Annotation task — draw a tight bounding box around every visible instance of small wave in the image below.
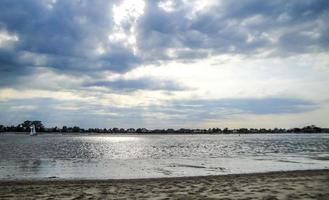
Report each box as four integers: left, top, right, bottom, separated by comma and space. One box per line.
168, 164, 206, 169
311, 156, 329, 161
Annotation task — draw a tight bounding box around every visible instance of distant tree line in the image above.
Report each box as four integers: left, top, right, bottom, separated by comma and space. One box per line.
0, 120, 45, 132
0, 121, 328, 134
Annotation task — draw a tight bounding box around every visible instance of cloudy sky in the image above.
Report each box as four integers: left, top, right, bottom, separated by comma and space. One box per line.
0, 0, 328, 129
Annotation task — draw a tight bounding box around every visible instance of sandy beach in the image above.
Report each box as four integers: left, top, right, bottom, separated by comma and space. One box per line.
0, 170, 328, 199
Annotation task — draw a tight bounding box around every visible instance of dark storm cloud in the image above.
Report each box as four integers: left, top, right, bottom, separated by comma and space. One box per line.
138, 0, 329, 61
0, 0, 138, 79
0, 0, 110, 56
0, 0, 328, 89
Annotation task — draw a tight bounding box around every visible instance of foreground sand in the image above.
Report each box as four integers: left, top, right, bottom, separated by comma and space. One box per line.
0, 170, 328, 200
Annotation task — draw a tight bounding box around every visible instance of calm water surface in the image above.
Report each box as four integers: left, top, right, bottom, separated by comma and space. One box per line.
0, 133, 328, 180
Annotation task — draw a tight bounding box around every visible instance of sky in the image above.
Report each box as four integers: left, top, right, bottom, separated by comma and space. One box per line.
0, 0, 329, 129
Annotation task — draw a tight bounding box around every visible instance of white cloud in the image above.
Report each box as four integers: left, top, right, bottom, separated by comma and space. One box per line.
0, 29, 19, 48
158, 0, 176, 12
184, 0, 220, 19
122, 53, 329, 102
42, 0, 57, 10
109, 0, 145, 54
203, 104, 329, 129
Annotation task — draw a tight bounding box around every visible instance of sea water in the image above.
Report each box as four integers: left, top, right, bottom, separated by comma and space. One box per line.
0, 133, 328, 180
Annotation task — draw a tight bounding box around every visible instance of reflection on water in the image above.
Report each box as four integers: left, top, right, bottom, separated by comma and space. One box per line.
0, 134, 328, 180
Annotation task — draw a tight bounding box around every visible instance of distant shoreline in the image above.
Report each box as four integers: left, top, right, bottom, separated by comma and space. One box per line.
2, 122, 329, 134
1, 170, 328, 199
1, 131, 329, 135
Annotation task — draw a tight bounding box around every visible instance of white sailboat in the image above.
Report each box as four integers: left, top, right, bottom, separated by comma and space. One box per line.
30, 124, 37, 136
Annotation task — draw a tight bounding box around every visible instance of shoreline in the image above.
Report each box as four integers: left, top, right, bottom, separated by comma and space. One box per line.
1, 169, 328, 199
1, 132, 328, 135
1, 169, 328, 185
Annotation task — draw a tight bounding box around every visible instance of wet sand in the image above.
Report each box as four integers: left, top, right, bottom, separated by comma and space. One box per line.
0, 170, 328, 199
